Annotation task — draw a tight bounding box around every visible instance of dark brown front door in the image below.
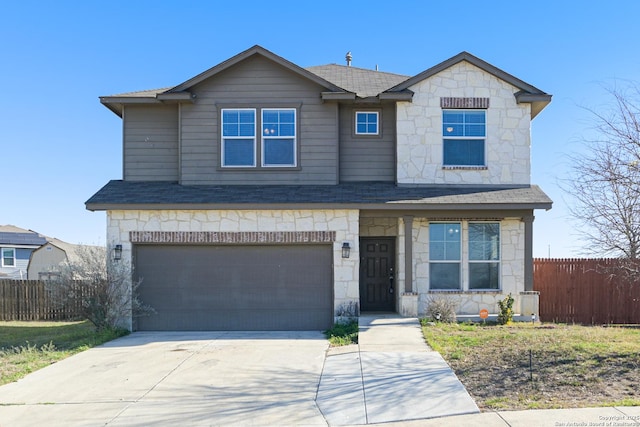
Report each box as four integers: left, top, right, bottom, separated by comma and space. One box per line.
360, 238, 395, 312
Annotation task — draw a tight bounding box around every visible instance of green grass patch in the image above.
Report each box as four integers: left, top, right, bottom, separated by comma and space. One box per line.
0, 320, 128, 385
422, 321, 640, 411
324, 320, 358, 346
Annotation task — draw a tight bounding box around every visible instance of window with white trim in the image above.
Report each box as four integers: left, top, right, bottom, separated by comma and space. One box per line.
222, 109, 256, 167
429, 223, 461, 290
221, 108, 297, 168
442, 110, 486, 166
262, 109, 296, 166
2, 248, 15, 267
355, 111, 379, 135
468, 223, 500, 289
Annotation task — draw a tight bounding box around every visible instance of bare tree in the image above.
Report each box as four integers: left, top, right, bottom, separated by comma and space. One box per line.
47, 245, 153, 330
564, 83, 640, 261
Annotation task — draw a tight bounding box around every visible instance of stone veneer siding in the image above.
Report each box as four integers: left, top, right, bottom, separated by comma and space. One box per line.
108, 209, 360, 328
359, 217, 398, 237
397, 61, 532, 185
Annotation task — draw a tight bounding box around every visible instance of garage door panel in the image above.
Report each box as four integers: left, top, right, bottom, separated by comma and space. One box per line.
135, 244, 333, 331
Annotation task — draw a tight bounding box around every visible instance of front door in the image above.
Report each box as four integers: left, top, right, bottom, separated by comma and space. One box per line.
360, 237, 395, 312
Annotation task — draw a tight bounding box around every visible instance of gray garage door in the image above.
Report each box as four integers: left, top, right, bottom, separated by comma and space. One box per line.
134, 244, 333, 331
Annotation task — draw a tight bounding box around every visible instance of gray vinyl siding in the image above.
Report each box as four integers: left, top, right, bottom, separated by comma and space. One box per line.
123, 105, 179, 181
0, 247, 32, 278
180, 55, 339, 185
339, 104, 396, 182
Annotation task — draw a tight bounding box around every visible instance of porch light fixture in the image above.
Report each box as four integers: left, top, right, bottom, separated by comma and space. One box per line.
341, 242, 351, 259
113, 244, 123, 261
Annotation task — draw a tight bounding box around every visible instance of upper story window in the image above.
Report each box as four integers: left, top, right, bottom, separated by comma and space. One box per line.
355, 111, 379, 135
2, 248, 15, 267
442, 110, 486, 166
221, 108, 297, 168
262, 109, 296, 167
222, 109, 256, 167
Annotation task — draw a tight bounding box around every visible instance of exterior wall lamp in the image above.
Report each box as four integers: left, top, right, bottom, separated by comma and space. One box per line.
341, 242, 351, 259
113, 244, 123, 261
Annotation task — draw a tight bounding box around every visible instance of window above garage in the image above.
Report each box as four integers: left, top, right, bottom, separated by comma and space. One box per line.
355, 111, 379, 136
221, 107, 298, 168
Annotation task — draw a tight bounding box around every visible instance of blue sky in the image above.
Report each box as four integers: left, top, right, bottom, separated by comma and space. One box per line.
2, 1, 638, 257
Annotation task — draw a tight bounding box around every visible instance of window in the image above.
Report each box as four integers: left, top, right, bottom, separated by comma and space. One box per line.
222, 109, 256, 167
355, 111, 379, 135
221, 108, 297, 168
429, 223, 461, 290
2, 248, 15, 267
262, 109, 296, 166
442, 110, 486, 166
468, 223, 500, 289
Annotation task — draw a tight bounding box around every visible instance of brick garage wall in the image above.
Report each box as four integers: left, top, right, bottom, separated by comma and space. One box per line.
108, 209, 360, 322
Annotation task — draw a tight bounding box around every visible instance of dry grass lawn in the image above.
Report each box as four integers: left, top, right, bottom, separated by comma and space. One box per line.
0, 321, 126, 385
422, 322, 640, 411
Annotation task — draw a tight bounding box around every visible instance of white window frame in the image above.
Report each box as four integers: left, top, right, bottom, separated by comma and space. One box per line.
221, 108, 257, 168
468, 222, 501, 290
355, 111, 379, 135
1, 248, 16, 267
428, 222, 462, 290
261, 108, 297, 167
442, 109, 486, 167
428, 221, 503, 291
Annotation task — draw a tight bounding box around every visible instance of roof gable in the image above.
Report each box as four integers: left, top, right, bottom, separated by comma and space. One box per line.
387, 51, 551, 118
100, 45, 349, 116
389, 51, 544, 93
167, 45, 344, 94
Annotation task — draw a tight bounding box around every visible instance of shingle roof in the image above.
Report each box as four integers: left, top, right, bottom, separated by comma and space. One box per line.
106, 88, 170, 98
306, 64, 409, 98
86, 181, 552, 211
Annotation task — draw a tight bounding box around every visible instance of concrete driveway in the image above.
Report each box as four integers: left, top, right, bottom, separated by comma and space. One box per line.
0, 331, 330, 426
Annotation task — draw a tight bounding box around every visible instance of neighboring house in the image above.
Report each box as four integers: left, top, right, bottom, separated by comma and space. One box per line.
0, 225, 88, 280
0, 225, 48, 279
87, 45, 552, 331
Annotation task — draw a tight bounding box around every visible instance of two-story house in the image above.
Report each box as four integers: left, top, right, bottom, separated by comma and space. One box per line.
87, 45, 552, 331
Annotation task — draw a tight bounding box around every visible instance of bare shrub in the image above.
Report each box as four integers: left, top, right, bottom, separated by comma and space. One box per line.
46, 245, 153, 330
425, 295, 458, 323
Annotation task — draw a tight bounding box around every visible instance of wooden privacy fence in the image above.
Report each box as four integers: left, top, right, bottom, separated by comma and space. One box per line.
0, 280, 93, 321
534, 258, 640, 324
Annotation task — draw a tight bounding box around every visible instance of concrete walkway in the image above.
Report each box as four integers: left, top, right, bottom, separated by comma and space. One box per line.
316, 314, 480, 425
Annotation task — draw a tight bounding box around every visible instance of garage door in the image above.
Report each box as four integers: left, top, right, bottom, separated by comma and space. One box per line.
134, 244, 333, 331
